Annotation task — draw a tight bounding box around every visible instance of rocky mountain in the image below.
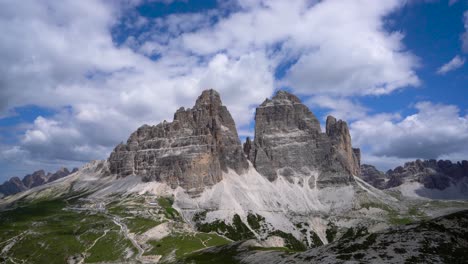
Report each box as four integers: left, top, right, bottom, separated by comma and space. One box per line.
1, 89, 467, 263
359, 164, 388, 189
108, 89, 361, 194
0, 167, 78, 197
245, 91, 361, 187
108, 89, 248, 195
360, 160, 468, 192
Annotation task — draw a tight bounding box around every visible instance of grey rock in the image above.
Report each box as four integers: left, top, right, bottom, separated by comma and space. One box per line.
359, 164, 388, 189
22, 170, 48, 188
108, 89, 248, 194
0, 177, 27, 196
47, 167, 71, 182
248, 90, 361, 187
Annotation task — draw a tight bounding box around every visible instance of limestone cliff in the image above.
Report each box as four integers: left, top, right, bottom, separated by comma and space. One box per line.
247, 90, 361, 187
108, 89, 248, 194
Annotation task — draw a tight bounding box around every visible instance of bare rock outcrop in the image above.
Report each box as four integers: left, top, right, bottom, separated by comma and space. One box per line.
108, 89, 248, 194
247, 90, 361, 187
359, 164, 388, 189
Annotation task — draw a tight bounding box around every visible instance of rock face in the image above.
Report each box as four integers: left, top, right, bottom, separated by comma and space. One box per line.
22, 170, 48, 189
360, 160, 468, 190
247, 91, 361, 187
0, 168, 77, 197
386, 159, 468, 190
108, 89, 248, 194
359, 164, 388, 189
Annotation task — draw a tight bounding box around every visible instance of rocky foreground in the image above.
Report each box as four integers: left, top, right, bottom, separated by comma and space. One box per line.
180, 209, 468, 264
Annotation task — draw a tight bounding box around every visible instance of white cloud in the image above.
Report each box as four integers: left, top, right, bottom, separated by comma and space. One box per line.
306, 96, 369, 121
351, 102, 468, 165
0, 0, 422, 179
166, 0, 420, 96
437, 55, 465, 74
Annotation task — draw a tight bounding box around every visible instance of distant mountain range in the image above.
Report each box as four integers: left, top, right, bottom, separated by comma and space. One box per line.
0, 167, 78, 197
361, 160, 468, 199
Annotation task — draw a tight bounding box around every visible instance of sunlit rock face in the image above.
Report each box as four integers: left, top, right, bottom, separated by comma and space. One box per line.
247, 91, 361, 188
108, 89, 248, 194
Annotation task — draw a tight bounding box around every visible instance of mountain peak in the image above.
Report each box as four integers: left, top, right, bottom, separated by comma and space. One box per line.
273, 90, 302, 103
195, 89, 222, 107
261, 90, 302, 107
108, 89, 248, 195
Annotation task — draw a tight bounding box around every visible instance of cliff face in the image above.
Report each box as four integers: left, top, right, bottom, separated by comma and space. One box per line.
108, 89, 248, 194
359, 164, 388, 189
246, 91, 361, 188
108, 89, 362, 191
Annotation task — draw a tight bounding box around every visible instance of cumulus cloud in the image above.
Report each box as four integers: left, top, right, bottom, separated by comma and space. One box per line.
157, 0, 420, 96
306, 96, 369, 121
0, 0, 422, 179
437, 55, 465, 74
351, 102, 468, 168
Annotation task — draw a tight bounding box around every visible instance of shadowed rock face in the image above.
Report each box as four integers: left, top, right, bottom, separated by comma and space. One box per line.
360, 160, 468, 190
359, 164, 388, 189
247, 91, 361, 187
386, 159, 468, 190
108, 89, 248, 194
0, 167, 77, 197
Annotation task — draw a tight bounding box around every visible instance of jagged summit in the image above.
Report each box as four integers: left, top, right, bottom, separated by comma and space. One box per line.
195, 89, 222, 106
260, 90, 303, 106
247, 90, 361, 186
108, 89, 361, 192
108, 89, 248, 194
360, 159, 468, 194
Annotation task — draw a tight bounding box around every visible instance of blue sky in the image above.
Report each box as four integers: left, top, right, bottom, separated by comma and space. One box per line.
0, 0, 467, 181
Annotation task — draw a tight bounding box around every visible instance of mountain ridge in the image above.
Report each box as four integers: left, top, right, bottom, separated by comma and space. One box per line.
360, 160, 468, 199
0, 167, 78, 198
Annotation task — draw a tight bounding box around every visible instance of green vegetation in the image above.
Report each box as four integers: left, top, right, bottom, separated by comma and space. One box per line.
249, 246, 293, 252
197, 214, 255, 241
157, 197, 181, 220
145, 232, 230, 260
340, 226, 369, 241
326, 222, 338, 243
0, 199, 133, 264
124, 217, 160, 234
86, 231, 134, 263
310, 232, 323, 247
246, 213, 265, 232
361, 201, 428, 226
336, 233, 377, 254
268, 230, 306, 251
182, 244, 241, 264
